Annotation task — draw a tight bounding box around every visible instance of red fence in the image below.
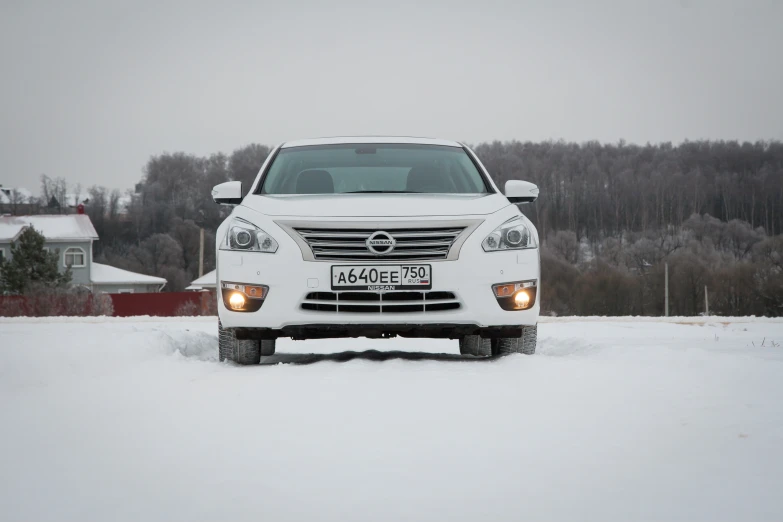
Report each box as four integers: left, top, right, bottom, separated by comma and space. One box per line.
0, 291, 217, 317
110, 292, 213, 317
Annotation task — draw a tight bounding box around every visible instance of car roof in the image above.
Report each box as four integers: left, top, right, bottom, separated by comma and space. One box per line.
280, 136, 463, 148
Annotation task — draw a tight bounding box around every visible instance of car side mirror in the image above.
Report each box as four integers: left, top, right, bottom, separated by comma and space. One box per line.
212, 181, 243, 205
504, 180, 539, 204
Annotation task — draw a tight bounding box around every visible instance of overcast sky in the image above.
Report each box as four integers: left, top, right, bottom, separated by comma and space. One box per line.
1, 0, 782, 193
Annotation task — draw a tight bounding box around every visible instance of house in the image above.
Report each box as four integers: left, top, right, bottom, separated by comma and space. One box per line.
90, 263, 166, 293
186, 269, 216, 291
0, 214, 166, 293
0, 185, 35, 214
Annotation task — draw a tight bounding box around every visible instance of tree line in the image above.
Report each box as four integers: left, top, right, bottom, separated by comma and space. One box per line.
3, 139, 781, 316
474, 140, 783, 239
472, 140, 783, 317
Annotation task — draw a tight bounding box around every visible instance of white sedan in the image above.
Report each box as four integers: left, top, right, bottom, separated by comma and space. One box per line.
212, 136, 540, 363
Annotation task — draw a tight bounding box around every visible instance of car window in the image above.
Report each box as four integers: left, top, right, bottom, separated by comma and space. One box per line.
259, 144, 489, 195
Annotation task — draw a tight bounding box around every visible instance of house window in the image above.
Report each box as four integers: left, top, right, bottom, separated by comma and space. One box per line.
63, 247, 86, 268
117, 289, 134, 294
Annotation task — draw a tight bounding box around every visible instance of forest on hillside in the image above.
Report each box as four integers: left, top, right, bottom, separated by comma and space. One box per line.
5, 140, 782, 316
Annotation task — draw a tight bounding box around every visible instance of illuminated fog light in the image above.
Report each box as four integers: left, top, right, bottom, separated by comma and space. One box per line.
492, 280, 537, 311
514, 289, 531, 309
221, 281, 269, 313
228, 292, 246, 310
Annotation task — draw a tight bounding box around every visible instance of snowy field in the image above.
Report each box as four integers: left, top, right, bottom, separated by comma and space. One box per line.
1, 317, 782, 522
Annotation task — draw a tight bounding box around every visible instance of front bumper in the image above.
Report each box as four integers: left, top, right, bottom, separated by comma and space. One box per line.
217, 218, 540, 335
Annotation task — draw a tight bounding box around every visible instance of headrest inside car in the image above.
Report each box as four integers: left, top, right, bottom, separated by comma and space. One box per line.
296, 169, 334, 194
406, 166, 449, 193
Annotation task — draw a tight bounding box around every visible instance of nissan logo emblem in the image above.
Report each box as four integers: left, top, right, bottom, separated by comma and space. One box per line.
366, 231, 396, 255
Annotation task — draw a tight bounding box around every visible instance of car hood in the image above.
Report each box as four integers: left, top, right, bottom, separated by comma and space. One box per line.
240, 193, 511, 217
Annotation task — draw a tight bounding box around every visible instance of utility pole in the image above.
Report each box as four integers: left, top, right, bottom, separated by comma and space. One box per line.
196, 209, 206, 278
199, 227, 205, 277
705, 285, 709, 316
664, 262, 669, 317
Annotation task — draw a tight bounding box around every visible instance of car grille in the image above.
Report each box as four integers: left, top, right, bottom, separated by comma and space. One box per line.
293, 226, 466, 261
301, 291, 461, 313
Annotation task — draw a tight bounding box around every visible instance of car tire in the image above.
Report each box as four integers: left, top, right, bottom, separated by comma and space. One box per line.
259, 339, 276, 356
218, 320, 274, 364
459, 335, 492, 356
492, 325, 537, 355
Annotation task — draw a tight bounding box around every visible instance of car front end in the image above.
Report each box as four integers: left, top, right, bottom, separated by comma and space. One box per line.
213, 137, 540, 362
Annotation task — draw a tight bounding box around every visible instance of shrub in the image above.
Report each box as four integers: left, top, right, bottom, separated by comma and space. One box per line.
0, 286, 115, 317
174, 300, 200, 316
90, 293, 115, 317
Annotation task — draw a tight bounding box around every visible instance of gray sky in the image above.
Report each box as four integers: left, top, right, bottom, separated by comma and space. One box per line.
1, 0, 782, 193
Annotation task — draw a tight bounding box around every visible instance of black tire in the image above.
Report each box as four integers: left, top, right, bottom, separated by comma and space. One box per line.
218, 320, 274, 364
459, 334, 492, 356
492, 325, 537, 355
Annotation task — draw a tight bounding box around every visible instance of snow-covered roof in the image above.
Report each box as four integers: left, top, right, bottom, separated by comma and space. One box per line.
0, 214, 99, 242
281, 136, 462, 148
0, 187, 33, 204
188, 269, 216, 289
91, 263, 167, 285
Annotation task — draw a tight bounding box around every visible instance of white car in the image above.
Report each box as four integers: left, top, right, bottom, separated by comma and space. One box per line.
212, 137, 540, 364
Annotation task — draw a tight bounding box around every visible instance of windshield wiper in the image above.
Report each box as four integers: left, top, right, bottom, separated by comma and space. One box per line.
343, 190, 416, 194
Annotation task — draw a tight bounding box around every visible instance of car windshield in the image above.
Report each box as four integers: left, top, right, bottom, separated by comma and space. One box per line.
258, 144, 490, 195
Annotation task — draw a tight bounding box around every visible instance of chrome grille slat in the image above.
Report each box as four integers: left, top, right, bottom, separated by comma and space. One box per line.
386, 230, 462, 238
307, 240, 454, 248
298, 231, 371, 239
294, 225, 466, 261
310, 248, 449, 257
307, 241, 372, 248
297, 229, 463, 239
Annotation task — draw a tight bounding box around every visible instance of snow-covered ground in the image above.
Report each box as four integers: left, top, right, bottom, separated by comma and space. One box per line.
1, 317, 782, 521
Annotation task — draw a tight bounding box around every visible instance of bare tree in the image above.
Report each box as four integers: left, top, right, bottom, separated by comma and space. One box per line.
547, 230, 580, 264
229, 144, 271, 195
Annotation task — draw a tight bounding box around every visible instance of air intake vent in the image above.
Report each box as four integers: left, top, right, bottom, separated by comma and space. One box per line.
301, 291, 461, 313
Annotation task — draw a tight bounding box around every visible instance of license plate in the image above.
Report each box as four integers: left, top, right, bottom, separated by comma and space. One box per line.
331, 265, 432, 291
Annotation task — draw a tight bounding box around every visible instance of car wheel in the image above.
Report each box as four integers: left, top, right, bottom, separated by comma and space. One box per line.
492, 325, 537, 355
218, 320, 269, 364
459, 335, 492, 356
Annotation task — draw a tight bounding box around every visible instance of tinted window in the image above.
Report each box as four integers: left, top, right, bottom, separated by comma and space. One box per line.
259, 144, 489, 195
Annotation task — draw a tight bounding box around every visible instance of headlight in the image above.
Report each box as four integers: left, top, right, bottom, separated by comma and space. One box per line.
220, 217, 279, 253
482, 216, 536, 252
